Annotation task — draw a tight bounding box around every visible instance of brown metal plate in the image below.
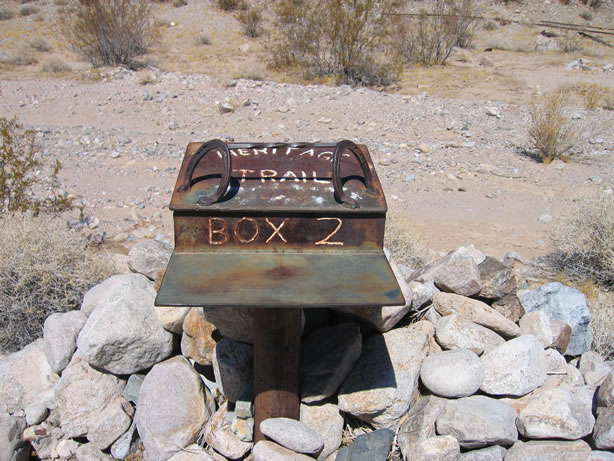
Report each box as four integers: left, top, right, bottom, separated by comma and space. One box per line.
154, 250, 405, 308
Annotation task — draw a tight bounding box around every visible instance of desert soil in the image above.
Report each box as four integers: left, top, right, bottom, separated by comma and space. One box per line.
1, 0, 613, 263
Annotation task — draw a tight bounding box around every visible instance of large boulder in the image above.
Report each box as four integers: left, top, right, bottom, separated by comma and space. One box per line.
517, 387, 595, 440
338, 326, 428, 429
435, 314, 505, 355
77, 274, 175, 375
504, 440, 591, 461
519, 282, 592, 356
420, 349, 484, 398
300, 402, 344, 461
135, 356, 211, 461
127, 239, 173, 281
411, 247, 482, 296
0, 340, 58, 413
478, 256, 517, 300
54, 354, 131, 449
433, 292, 521, 338
212, 338, 253, 403
43, 310, 88, 374
301, 323, 361, 403
0, 413, 29, 461
260, 418, 324, 456
436, 395, 517, 449
480, 335, 547, 396
519, 311, 553, 348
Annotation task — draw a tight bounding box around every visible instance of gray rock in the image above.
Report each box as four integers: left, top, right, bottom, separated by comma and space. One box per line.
433, 292, 521, 338
261, 417, 324, 456
549, 319, 572, 354
480, 335, 547, 396
127, 239, 172, 281
543, 348, 567, 373
300, 402, 344, 460
519, 311, 553, 347
76, 443, 113, 461
579, 351, 611, 387
435, 314, 505, 355
111, 422, 139, 460
181, 308, 218, 366
54, 354, 130, 448
56, 439, 80, 458
459, 445, 505, 461
478, 257, 517, 300
491, 295, 524, 324
504, 440, 591, 461
24, 403, 48, 426
77, 274, 175, 375
202, 307, 255, 344
409, 281, 435, 309
155, 306, 190, 334
0, 340, 58, 413
212, 338, 253, 402
135, 356, 211, 461
122, 374, 145, 405
43, 310, 88, 374
30, 425, 61, 459
0, 413, 29, 461
413, 435, 460, 461
597, 370, 614, 407
252, 440, 314, 461
167, 444, 217, 461
338, 326, 428, 428
436, 395, 517, 449
336, 429, 394, 461
519, 282, 592, 356
411, 247, 482, 296
332, 252, 413, 332
594, 407, 614, 449
205, 402, 252, 460
398, 395, 446, 459
517, 387, 595, 440
420, 349, 483, 398
301, 323, 361, 403
588, 451, 614, 461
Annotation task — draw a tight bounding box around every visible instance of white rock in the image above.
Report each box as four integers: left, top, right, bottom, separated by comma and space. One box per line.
76, 442, 113, 461
420, 349, 483, 398
205, 402, 252, 460
593, 407, 614, 450
252, 440, 314, 461
505, 440, 591, 461
24, 403, 48, 426
0, 413, 28, 461
43, 310, 88, 374
459, 445, 506, 461
261, 417, 324, 456
435, 314, 505, 355
127, 240, 172, 280
300, 402, 344, 461
77, 274, 175, 375
167, 444, 216, 461
579, 351, 611, 388
597, 370, 614, 407
519, 311, 553, 347
398, 395, 446, 459
155, 306, 190, 334
480, 335, 547, 396
135, 356, 211, 461
57, 439, 80, 458
415, 435, 460, 461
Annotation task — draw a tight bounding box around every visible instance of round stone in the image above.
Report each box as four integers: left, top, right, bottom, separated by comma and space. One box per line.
420, 349, 484, 398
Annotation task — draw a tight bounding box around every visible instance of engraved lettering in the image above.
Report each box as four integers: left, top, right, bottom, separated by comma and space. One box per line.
238, 169, 256, 182
253, 148, 268, 155
318, 151, 333, 160
301, 170, 308, 183
209, 217, 229, 245
260, 169, 277, 182
234, 217, 259, 243
285, 147, 298, 156
238, 149, 251, 156
315, 217, 344, 246
300, 148, 315, 157
279, 171, 300, 182
313, 172, 330, 183
265, 218, 288, 243
228, 149, 239, 157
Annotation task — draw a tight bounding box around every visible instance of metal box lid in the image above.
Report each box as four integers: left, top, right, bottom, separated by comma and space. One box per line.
155, 140, 405, 308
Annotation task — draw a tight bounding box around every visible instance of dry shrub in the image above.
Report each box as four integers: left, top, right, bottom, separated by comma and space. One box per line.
19, 5, 40, 16
196, 34, 211, 45
401, 0, 477, 65
59, 0, 156, 67
42, 56, 71, 73
384, 205, 427, 269
0, 8, 15, 20
30, 37, 51, 52
271, 0, 405, 86
579, 83, 605, 110
0, 49, 38, 66
545, 192, 614, 290
217, 0, 243, 10
528, 90, 575, 164
590, 291, 614, 360
0, 214, 112, 352
172, 0, 187, 6
237, 6, 263, 38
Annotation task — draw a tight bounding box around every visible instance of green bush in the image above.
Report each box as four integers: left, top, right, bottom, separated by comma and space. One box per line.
0, 214, 112, 352
0, 117, 72, 215
59, 0, 156, 67
271, 0, 405, 86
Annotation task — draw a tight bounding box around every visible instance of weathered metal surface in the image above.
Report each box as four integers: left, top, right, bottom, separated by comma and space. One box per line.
253, 308, 301, 443
155, 139, 404, 309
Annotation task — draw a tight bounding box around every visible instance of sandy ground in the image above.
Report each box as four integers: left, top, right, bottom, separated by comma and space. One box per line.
1, 0, 613, 263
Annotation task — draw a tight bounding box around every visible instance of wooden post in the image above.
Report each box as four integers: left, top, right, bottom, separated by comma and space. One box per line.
253, 308, 302, 442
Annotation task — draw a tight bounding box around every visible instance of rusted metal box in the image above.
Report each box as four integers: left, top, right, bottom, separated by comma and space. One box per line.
155, 140, 404, 309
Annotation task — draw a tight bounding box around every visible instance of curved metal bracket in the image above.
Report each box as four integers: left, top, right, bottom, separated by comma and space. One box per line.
177, 139, 232, 206
332, 140, 377, 209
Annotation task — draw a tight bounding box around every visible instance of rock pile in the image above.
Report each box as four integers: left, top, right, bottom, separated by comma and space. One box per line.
0, 241, 612, 461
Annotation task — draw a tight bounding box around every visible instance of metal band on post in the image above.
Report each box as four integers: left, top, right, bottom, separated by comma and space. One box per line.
177, 139, 232, 206
332, 140, 377, 209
